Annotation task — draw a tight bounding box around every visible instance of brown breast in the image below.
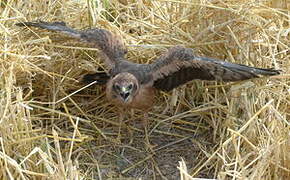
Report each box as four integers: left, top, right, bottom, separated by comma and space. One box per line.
128, 85, 156, 111
106, 84, 156, 111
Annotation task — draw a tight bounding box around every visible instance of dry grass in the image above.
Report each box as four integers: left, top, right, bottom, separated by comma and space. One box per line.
1, 0, 289, 179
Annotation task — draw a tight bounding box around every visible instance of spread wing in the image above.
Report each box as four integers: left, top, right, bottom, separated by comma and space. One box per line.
149, 46, 280, 91
16, 21, 127, 68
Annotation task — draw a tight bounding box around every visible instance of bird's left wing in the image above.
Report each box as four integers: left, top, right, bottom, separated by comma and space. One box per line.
16, 21, 127, 68
148, 46, 280, 91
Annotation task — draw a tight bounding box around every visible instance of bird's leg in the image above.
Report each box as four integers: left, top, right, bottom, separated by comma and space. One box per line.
116, 108, 135, 144
143, 112, 155, 151
143, 112, 149, 144
117, 108, 125, 143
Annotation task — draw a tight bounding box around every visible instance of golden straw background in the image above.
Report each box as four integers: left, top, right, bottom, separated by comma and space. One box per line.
0, 0, 289, 179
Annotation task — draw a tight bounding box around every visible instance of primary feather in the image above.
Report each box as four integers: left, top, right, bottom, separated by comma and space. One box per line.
149, 46, 279, 91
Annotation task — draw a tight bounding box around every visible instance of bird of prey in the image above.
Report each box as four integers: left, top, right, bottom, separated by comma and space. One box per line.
16, 21, 280, 111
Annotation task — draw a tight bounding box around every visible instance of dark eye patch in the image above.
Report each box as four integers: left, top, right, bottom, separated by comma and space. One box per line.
113, 84, 121, 91
127, 84, 133, 90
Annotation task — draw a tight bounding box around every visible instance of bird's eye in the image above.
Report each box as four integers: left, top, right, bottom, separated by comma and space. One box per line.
113, 84, 121, 91
127, 83, 133, 90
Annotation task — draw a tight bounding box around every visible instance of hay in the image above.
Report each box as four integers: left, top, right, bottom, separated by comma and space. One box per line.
1, 0, 289, 179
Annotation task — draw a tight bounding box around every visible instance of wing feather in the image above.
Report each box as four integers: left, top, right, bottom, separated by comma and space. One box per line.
149, 46, 280, 91
82, 72, 110, 85
16, 21, 127, 68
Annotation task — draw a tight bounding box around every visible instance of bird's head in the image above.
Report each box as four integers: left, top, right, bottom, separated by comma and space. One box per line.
110, 73, 139, 104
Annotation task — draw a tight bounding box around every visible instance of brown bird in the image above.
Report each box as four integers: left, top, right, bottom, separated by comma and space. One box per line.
16, 21, 279, 143
16, 21, 280, 110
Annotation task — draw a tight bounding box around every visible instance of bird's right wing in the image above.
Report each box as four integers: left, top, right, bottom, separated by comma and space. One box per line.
16, 21, 127, 68
148, 46, 280, 91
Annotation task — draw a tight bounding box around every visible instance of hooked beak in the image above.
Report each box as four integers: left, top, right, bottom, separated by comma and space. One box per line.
119, 87, 130, 102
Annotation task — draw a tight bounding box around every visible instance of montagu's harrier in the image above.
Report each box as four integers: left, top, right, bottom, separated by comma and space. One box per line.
16, 21, 280, 111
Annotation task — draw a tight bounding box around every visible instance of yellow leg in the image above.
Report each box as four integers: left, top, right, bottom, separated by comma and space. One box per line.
143, 113, 155, 151
117, 110, 124, 143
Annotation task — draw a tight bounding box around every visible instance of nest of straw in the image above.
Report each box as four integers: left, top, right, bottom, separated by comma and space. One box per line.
0, 0, 289, 179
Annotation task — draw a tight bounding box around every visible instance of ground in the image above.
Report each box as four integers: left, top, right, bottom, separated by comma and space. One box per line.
0, 0, 289, 179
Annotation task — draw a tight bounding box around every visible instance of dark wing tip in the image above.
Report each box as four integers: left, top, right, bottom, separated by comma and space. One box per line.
259, 68, 281, 75
16, 21, 66, 27
245, 67, 281, 77
15, 21, 34, 27
195, 56, 281, 76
